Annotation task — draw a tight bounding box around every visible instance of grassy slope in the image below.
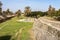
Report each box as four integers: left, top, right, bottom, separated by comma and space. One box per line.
0, 17, 33, 40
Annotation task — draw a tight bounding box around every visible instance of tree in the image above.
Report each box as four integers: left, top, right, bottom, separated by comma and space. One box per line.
0, 1, 3, 15
15, 10, 21, 18
2, 11, 7, 18
6, 9, 10, 15
51, 8, 56, 16
47, 5, 56, 17
47, 5, 52, 16
58, 9, 60, 16
5, 9, 13, 15
56, 9, 60, 16
24, 6, 31, 17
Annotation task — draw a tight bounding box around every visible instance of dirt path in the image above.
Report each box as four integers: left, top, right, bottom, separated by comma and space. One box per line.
28, 28, 35, 40
11, 28, 24, 40
28, 18, 39, 40
13, 27, 34, 40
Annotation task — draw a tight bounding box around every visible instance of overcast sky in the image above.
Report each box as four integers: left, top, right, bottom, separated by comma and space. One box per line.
0, 0, 60, 12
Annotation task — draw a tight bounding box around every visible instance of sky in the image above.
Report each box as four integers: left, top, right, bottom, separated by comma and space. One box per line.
0, 0, 60, 12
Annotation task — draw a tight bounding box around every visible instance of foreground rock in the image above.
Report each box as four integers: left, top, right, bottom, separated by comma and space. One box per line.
0, 15, 15, 23
32, 17, 60, 40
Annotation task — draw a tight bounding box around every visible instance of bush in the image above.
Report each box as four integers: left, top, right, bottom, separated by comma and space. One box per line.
54, 16, 60, 21
56, 16, 60, 21
25, 11, 47, 18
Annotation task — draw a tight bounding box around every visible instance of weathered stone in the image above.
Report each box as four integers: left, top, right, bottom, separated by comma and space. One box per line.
32, 18, 60, 40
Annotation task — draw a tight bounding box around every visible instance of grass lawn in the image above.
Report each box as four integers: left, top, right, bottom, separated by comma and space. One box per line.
0, 17, 33, 40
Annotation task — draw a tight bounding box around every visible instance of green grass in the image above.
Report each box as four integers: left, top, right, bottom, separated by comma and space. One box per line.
0, 17, 33, 40
20, 22, 33, 40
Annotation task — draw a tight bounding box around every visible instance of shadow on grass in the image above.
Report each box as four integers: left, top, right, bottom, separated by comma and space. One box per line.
0, 35, 11, 40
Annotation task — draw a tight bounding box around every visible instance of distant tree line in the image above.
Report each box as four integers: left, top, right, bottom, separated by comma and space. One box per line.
47, 5, 60, 17
23, 6, 60, 21
24, 6, 46, 18
16, 6, 59, 19
0, 5, 60, 19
